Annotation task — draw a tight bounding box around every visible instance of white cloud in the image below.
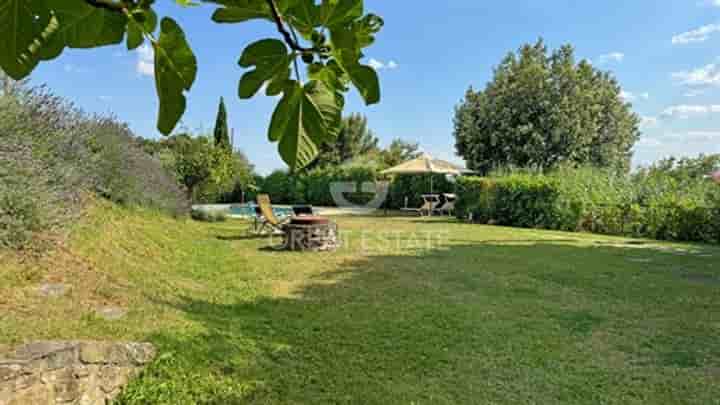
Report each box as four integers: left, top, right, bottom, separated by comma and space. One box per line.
661, 104, 720, 119
367, 58, 398, 70
633, 130, 720, 166
684, 89, 706, 97
672, 63, 720, 87
597, 52, 624, 64
620, 90, 649, 102
672, 23, 720, 44
98, 95, 112, 102
136, 44, 154, 77
640, 116, 659, 128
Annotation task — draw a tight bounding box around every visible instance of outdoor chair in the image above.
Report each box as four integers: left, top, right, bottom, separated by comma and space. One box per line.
400, 195, 442, 216
252, 194, 290, 235
436, 193, 457, 216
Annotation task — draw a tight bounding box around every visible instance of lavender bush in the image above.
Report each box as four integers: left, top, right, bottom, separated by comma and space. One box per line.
0, 78, 188, 249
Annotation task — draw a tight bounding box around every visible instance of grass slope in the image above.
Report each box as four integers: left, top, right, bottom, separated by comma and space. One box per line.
1, 203, 719, 404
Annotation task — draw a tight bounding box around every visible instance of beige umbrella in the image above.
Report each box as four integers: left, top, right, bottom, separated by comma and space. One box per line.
381, 153, 471, 193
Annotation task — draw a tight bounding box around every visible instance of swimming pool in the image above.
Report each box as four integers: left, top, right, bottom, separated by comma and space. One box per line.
228, 204, 294, 218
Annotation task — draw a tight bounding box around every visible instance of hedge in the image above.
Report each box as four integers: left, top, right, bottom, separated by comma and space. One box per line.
456, 168, 720, 244
255, 164, 457, 210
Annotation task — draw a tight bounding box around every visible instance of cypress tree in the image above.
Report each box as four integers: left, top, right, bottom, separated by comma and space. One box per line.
213, 97, 231, 151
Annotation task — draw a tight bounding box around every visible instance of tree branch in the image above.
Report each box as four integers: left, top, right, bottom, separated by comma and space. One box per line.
265, 0, 316, 53
84, 0, 127, 12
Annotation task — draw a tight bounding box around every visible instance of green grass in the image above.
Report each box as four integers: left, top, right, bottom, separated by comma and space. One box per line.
1, 203, 719, 404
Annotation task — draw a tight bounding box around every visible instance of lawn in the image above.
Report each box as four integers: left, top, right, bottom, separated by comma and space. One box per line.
1, 204, 719, 404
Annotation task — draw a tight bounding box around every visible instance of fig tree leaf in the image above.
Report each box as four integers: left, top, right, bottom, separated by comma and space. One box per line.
330, 22, 381, 105
266, 66, 291, 96
238, 38, 290, 99
269, 80, 344, 170
286, 0, 319, 37
127, 8, 157, 50
209, 0, 272, 23
0, 0, 54, 79
319, 0, 363, 28
154, 17, 198, 135
345, 63, 379, 104
40, 0, 127, 60
308, 61, 348, 93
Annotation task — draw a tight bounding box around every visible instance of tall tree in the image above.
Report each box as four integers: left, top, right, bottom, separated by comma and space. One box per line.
313, 113, 380, 167
454, 40, 641, 174
213, 97, 231, 151
380, 139, 421, 167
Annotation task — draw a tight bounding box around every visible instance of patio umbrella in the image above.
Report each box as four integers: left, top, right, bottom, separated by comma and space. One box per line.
381, 153, 471, 193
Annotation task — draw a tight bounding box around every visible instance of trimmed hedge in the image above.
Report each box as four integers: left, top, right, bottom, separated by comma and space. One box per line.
255, 164, 456, 209
457, 168, 720, 244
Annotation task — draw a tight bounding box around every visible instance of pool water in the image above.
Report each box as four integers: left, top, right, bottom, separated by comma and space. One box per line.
229, 204, 294, 218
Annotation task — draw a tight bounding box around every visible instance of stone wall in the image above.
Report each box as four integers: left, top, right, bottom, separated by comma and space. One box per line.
0, 341, 155, 405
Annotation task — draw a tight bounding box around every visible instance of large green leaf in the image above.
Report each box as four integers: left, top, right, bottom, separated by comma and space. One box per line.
0, 0, 53, 79
208, 0, 272, 23
127, 8, 158, 50
286, 0, 319, 37
345, 63, 379, 104
308, 61, 348, 93
330, 21, 381, 105
153, 18, 197, 135
319, 0, 363, 28
39, 0, 127, 60
238, 39, 290, 99
268, 80, 344, 170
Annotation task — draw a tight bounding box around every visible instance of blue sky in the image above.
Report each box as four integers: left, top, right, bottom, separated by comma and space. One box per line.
29, 0, 720, 174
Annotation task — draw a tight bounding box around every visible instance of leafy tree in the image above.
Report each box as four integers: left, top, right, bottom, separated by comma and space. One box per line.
0, 0, 384, 171
380, 138, 421, 167
454, 40, 640, 174
313, 113, 379, 167
166, 134, 232, 201
213, 97, 231, 151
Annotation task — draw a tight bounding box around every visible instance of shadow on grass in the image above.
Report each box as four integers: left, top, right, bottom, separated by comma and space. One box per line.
216, 234, 273, 242
117, 241, 720, 405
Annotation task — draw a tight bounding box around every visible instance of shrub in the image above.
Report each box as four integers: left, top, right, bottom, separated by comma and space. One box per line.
0, 83, 189, 249
456, 165, 720, 244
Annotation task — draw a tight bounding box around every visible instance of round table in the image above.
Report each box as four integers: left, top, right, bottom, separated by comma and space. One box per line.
283, 216, 339, 251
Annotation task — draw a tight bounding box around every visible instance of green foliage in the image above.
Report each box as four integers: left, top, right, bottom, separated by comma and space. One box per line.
386, 174, 454, 209
379, 138, 421, 168
154, 17, 197, 135
0, 171, 48, 249
457, 163, 720, 243
213, 97, 231, 150
270, 80, 344, 170
313, 113, 379, 167
0, 79, 188, 249
454, 40, 641, 174
161, 134, 234, 201
0, 0, 385, 171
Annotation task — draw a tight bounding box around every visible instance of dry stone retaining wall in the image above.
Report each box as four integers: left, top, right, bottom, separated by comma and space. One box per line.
0, 341, 155, 405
